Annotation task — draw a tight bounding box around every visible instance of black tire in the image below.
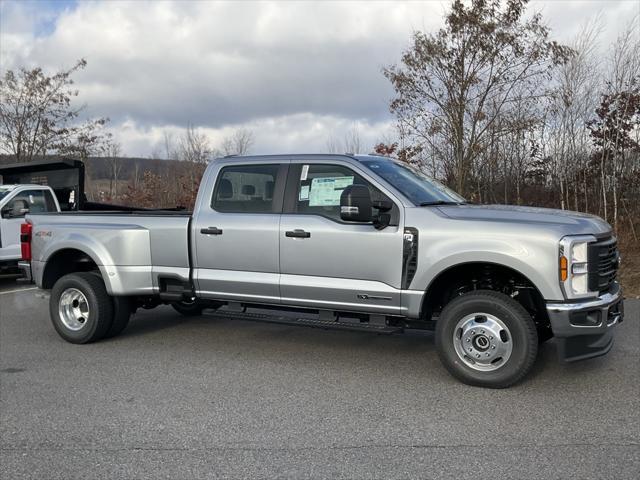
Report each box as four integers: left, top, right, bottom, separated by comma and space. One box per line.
435, 290, 538, 388
49, 272, 114, 344
171, 299, 204, 317
104, 296, 132, 339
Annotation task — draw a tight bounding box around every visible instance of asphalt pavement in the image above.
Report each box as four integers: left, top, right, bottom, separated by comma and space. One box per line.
1, 275, 639, 479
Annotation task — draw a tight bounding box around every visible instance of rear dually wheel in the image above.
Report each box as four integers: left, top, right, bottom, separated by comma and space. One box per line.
49, 272, 114, 344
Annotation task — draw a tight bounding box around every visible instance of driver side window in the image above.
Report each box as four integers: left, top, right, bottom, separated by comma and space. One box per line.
7, 190, 48, 217
293, 164, 392, 222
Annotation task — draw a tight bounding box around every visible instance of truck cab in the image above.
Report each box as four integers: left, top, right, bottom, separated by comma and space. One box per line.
0, 184, 60, 269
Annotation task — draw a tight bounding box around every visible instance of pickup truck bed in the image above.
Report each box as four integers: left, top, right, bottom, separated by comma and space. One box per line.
27, 211, 193, 296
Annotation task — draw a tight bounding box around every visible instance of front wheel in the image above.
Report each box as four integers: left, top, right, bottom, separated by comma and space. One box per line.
435, 290, 538, 388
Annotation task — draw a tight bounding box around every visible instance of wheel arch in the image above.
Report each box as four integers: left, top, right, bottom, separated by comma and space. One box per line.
420, 261, 550, 328
41, 248, 102, 289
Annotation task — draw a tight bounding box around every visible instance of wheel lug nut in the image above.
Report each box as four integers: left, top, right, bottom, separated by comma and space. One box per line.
476, 354, 480, 358
491, 346, 496, 350
469, 348, 472, 352
486, 353, 490, 357
466, 338, 471, 342
481, 330, 485, 334
489, 336, 493, 340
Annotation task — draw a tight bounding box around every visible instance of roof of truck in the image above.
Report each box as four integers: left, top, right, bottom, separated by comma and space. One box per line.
217, 153, 391, 162
0, 184, 50, 189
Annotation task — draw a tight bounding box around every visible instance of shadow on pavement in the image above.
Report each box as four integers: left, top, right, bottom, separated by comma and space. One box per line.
0, 274, 23, 292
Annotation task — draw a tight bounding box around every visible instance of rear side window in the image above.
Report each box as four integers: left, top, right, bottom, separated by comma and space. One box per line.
211, 164, 280, 213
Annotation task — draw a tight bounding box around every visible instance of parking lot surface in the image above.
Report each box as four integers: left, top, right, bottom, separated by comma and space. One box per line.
1, 276, 639, 479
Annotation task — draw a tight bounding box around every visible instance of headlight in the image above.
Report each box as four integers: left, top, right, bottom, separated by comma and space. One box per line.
559, 235, 597, 299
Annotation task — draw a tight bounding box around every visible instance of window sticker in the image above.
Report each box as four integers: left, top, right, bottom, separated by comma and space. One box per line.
300, 165, 309, 181
308, 176, 354, 206
299, 185, 310, 201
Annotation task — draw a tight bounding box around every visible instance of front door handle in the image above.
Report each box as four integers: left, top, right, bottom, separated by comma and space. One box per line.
201, 227, 223, 235
285, 229, 311, 238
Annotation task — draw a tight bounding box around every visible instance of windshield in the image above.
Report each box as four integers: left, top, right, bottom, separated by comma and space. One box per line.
360, 159, 466, 205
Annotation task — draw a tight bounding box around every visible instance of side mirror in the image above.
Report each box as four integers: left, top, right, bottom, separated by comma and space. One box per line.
9, 200, 29, 218
340, 185, 372, 222
0, 207, 10, 219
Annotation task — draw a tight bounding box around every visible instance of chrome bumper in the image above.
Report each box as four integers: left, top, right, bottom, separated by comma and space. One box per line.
546, 283, 623, 362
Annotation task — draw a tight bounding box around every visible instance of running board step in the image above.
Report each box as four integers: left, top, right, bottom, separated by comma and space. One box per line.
207, 310, 403, 334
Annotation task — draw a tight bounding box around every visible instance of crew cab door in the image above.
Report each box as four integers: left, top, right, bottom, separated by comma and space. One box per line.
0, 188, 58, 261
279, 161, 404, 314
192, 161, 287, 304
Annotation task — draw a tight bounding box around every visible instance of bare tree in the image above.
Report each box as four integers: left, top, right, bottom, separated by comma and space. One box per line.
546, 18, 603, 211
324, 123, 362, 154
384, 0, 573, 195
0, 59, 108, 162
162, 131, 178, 160
343, 123, 362, 154
176, 124, 212, 163
102, 136, 123, 199
587, 18, 640, 229
221, 128, 254, 156
325, 134, 341, 154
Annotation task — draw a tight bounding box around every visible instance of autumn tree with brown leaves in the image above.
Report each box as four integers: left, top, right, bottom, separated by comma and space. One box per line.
384, 0, 573, 196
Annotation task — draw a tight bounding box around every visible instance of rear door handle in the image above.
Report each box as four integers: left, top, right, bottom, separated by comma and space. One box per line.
201, 227, 223, 235
285, 229, 311, 238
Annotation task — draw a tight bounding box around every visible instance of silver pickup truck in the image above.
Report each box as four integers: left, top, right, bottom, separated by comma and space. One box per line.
19, 154, 624, 388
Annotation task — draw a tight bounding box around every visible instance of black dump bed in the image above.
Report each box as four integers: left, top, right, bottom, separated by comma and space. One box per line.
0, 158, 86, 210
0, 158, 187, 214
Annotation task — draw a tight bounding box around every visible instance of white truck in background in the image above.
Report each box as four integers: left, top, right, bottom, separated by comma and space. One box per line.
0, 184, 60, 271
0, 158, 94, 273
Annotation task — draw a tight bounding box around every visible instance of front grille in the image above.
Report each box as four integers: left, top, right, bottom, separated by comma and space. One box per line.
588, 236, 619, 294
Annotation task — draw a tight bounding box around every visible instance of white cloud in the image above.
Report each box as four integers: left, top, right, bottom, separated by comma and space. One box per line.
115, 114, 397, 157
1, 0, 638, 157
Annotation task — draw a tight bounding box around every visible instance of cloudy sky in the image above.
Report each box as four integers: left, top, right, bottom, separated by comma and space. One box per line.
1, 0, 638, 157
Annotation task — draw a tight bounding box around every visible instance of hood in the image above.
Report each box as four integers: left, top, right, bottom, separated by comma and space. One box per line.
436, 204, 611, 236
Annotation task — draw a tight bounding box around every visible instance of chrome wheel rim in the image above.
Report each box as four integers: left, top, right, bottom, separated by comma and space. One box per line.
58, 288, 90, 331
453, 312, 513, 371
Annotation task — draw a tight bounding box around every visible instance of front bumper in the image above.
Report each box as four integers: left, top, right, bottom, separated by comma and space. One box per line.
546, 283, 623, 362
